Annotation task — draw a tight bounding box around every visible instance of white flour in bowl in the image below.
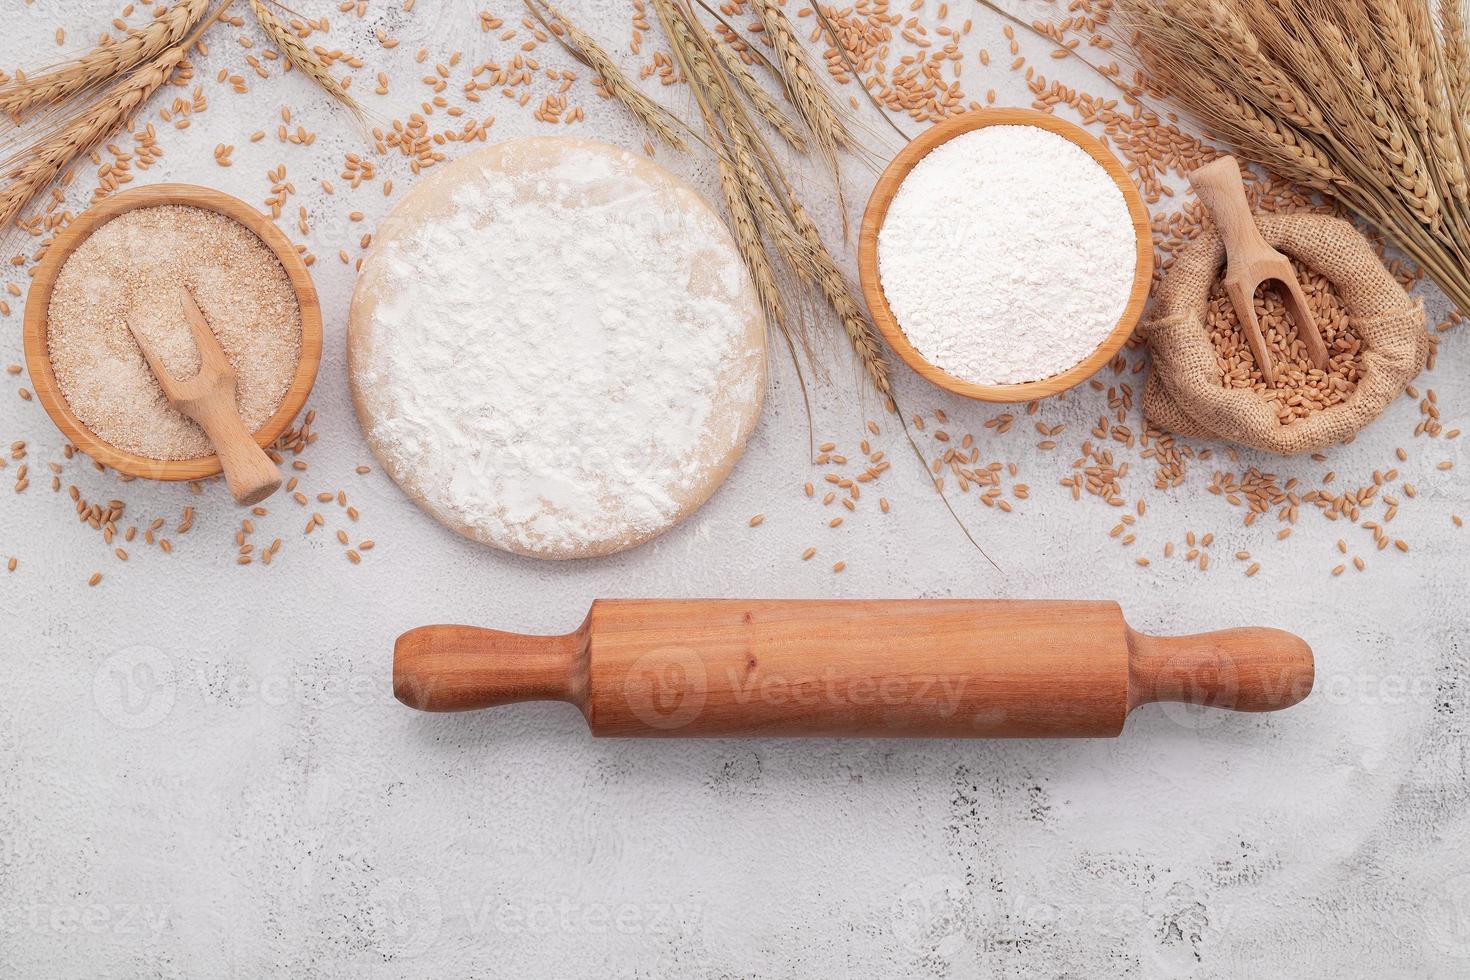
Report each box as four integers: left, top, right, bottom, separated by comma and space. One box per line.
877, 123, 1137, 386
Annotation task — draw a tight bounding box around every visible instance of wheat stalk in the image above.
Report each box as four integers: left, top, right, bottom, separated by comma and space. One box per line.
1197, 1, 1328, 136
0, 0, 209, 117
1438, 0, 1470, 189
526, 0, 686, 151
653, 0, 822, 441
657, 0, 813, 360
714, 154, 787, 332
661, 3, 894, 418
1395, 0, 1468, 204
652, 0, 728, 110
789, 201, 891, 398
1368, 0, 1433, 142
0, 1, 234, 230
748, 0, 853, 229
660, 0, 893, 401
1118, 0, 1470, 312
1441, 0, 1470, 108
709, 35, 806, 153
250, 0, 364, 120
0, 48, 188, 228
1322, 21, 1444, 233
749, 0, 851, 152
655, 2, 803, 254
551, 0, 990, 560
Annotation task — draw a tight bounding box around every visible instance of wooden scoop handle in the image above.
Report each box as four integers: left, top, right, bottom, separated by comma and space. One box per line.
1189, 156, 1275, 262
129, 287, 282, 505
1188, 156, 1331, 377
1188, 156, 1280, 384
393, 600, 1314, 737
175, 289, 281, 506
193, 396, 284, 507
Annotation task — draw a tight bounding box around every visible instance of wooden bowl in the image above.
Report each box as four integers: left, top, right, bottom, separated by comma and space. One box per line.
858, 108, 1153, 403
22, 183, 323, 481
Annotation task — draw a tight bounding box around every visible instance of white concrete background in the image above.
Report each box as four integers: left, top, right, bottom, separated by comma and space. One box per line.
1, 2, 1467, 977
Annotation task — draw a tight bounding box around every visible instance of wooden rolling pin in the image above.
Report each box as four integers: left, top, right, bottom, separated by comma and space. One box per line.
393, 600, 1314, 737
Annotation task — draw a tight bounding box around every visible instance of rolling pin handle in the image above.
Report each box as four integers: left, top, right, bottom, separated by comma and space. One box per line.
1126, 626, 1314, 713
393, 624, 587, 712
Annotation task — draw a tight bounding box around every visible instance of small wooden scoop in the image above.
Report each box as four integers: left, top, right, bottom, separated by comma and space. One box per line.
393, 599, 1315, 738
1188, 155, 1330, 386
127, 286, 282, 505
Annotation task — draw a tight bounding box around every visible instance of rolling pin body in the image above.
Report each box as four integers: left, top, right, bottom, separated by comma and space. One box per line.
393, 600, 1314, 738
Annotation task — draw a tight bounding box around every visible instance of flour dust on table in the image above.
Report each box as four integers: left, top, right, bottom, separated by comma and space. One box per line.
348, 136, 767, 560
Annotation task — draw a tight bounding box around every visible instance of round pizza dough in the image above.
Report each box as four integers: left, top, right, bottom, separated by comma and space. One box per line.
348, 137, 767, 560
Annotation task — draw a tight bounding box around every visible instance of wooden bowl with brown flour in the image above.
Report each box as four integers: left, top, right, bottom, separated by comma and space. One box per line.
859, 108, 1153, 403
23, 184, 322, 482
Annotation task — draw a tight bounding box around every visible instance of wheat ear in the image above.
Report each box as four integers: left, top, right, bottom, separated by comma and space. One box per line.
709, 35, 806, 153
1394, 0, 1468, 205
654, 0, 783, 329
658, 0, 886, 393
526, 0, 686, 151
749, 0, 851, 229
0, 0, 209, 118
659, 0, 991, 562
749, 0, 850, 151
1441, 0, 1470, 110
0, 48, 187, 228
1118, 0, 1470, 311
788, 201, 890, 396
714, 154, 787, 331
1439, 0, 1470, 190
1321, 21, 1444, 233
250, 0, 364, 120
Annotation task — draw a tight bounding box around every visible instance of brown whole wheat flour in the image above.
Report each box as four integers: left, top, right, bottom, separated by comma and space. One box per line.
47, 204, 301, 460
1143, 213, 1428, 455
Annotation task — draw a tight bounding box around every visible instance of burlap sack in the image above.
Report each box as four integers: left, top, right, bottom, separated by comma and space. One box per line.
1143, 213, 1428, 454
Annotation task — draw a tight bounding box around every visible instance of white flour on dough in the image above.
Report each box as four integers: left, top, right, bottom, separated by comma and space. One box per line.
349, 137, 766, 559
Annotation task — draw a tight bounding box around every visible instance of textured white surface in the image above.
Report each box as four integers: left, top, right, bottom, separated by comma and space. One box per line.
1, 2, 1468, 977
